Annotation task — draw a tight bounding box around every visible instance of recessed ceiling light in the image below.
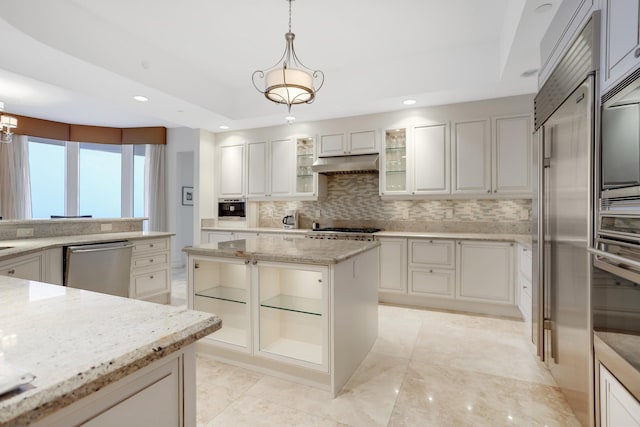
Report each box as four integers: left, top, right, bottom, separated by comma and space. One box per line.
133, 95, 148, 102
535, 3, 553, 13
285, 115, 296, 121
521, 69, 539, 78
219, 125, 229, 130
403, 99, 417, 105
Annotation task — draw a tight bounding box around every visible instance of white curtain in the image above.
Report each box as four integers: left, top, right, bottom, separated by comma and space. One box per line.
145, 144, 166, 231
0, 135, 32, 219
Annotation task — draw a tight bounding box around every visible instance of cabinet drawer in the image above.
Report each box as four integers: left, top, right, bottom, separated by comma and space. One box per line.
409, 239, 455, 268
518, 245, 532, 282
132, 253, 169, 269
409, 268, 455, 298
0, 254, 42, 281
133, 268, 169, 297
133, 238, 168, 254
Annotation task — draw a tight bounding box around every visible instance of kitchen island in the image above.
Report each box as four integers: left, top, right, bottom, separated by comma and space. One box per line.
0, 277, 220, 427
183, 236, 380, 397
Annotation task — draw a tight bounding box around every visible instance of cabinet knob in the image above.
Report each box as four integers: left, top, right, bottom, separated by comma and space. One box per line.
252, 259, 258, 265
487, 189, 490, 193
150, 244, 154, 248
523, 285, 528, 289
149, 275, 154, 279
149, 259, 154, 263
635, 47, 640, 58
494, 190, 497, 193
429, 269, 433, 273
194, 263, 200, 269
245, 259, 250, 265
7, 269, 15, 275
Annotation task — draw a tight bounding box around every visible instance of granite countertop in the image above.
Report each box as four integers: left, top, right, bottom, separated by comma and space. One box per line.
0, 231, 174, 261
201, 227, 532, 248
183, 236, 380, 265
595, 331, 640, 374
0, 276, 220, 426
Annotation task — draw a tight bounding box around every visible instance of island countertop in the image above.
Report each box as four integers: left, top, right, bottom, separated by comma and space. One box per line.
0, 277, 220, 427
183, 236, 380, 265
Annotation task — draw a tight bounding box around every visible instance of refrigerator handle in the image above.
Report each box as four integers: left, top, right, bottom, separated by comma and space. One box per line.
542, 128, 556, 364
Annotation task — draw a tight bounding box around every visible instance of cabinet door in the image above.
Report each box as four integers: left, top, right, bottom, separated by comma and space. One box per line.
600, 364, 640, 427
381, 128, 408, 195
602, 0, 640, 92
349, 130, 378, 155
456, 241, 513, 304
452, 120, 491, 194
379, 238, 407, 293
246, 141, 267, 198
413, 124, 450, 195
0, 253, 42, 281
319, 134, 346, 156
206, 231, 235, 244
270, 139, 293, 197
492, 115, 532, 195
219, 143, 245, 197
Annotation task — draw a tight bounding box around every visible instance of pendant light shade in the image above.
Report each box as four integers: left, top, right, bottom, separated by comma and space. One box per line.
252, 1, 324, 112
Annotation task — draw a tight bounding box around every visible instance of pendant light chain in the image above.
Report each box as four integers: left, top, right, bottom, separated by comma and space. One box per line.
288, 0, 292, 33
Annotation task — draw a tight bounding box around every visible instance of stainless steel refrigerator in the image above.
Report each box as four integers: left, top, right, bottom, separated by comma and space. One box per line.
532, 14, 598, 427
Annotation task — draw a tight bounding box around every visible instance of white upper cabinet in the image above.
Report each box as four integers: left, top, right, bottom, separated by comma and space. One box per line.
492, 115, 532, 196
247, 141, 268, 198
219, 143, 245, 198
601, 0, 640, 94
412, 123, 450, 195
318, 130, 378, 157
246, 139, 294, 199
452, 119, 491, 194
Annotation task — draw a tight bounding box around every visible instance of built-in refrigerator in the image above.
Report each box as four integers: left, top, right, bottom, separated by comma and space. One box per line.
532, 14, 599, 427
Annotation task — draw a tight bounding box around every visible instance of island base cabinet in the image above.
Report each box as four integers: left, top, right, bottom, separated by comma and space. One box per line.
257, 263, 328, 371
600, 364, 640, 427
191, 257, 249, 351
32, 347, 194, 427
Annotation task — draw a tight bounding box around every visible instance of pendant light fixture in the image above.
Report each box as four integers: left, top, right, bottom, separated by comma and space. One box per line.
0, 101, 18, 143
252, 0, 324, 112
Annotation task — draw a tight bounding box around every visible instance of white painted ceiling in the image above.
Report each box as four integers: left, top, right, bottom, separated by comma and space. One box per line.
0, 0, 560, 132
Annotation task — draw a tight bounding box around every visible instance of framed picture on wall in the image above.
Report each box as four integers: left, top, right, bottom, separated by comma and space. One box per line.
182, 186, 194, 206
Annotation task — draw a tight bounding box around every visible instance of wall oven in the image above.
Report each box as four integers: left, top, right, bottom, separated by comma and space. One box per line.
218, 199, 246, 220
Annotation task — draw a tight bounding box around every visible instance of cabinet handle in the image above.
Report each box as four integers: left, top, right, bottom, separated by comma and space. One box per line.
7, 269, 15, 275
487, 189, 490, 193
523, 285, 528, 289
429, 240, 433, 243
245, 259, 250, 265
149, 275, 154, 279
149, 259, 154, 263
635, 47, 640, 58
252, 259, 258, 265
194, 263, 200, 269
429, 269, 433, 273
150, 244, 154, 248
494, 190, 497, 193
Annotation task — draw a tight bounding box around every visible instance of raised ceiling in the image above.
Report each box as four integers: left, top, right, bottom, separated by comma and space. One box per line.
0, 0, 560, 132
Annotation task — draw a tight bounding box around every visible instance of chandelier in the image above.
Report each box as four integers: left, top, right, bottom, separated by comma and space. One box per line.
0, 101, 17, 143
252, 0, 324, 112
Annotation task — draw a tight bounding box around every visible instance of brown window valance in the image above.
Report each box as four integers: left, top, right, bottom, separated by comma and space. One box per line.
11, 114, 166, 145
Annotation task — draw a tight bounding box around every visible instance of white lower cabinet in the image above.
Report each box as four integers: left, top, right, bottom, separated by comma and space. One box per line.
378, 237, 407, 293
380, 237, 518, 316
600, 364, 640, 427
0, 252, 43, 281
130, 237, 171, 303
456, 240, 513, 304
517, 244, 532, 324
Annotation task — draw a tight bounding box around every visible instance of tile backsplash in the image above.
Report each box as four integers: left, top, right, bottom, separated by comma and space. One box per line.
257, 174, 531, 234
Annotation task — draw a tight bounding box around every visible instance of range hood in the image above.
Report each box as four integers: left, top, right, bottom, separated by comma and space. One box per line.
311, 154, 379, 175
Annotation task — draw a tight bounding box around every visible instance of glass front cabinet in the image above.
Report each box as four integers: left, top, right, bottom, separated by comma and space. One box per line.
381, 128, 408, 195
295, 137, 315, 196
189, 256, 329, 372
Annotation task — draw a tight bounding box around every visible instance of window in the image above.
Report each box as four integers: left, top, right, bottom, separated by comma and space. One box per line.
79, 143, 122, 217
27, 139, 146, 219
28, 138, 65, 219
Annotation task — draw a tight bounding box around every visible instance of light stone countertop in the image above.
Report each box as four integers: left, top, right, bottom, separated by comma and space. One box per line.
200, 227, 532, 248
183, 236, 380, 265
0, 231, 174, 262
0, 276, 221, 426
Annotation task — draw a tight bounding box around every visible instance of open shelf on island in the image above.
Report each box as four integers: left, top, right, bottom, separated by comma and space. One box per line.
208, 325, 246, 346
261, 337, 322, 365
260, 294, 323, 316
196, 286, 246, 304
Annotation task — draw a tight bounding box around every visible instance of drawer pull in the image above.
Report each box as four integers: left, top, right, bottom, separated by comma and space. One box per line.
635, 47, 640, 58
194, 263, 200, 269
149, 244, 154, 248
245, 259, 250, 265
149, 259, 154, 263
7, 269, 15, 275
149, 275, 154, 279
523, 285, 528, 289
429, 269, 433, 273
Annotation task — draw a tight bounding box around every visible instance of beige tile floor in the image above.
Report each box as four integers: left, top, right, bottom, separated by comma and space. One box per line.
172, 268, 580, 427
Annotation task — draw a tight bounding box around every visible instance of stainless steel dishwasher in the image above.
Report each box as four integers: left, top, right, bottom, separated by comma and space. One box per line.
64, 241, 134, 297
